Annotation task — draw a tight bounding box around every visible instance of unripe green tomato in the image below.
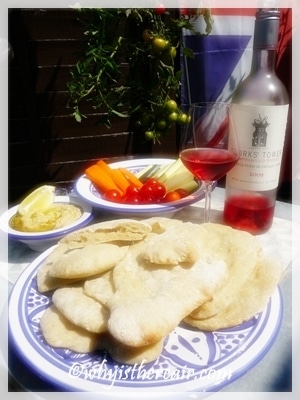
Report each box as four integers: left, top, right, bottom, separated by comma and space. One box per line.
145, 130, 155, 140
164, 99, 177, 113
167, 112, 178, 123
169, 46, 177, 58
176, 113, 188, 125
156, 118, 168, 130
140, 112, 154, 127
152, 37, 169, 53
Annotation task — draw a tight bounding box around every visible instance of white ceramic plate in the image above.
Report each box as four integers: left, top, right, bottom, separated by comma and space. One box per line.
74, 158, 207, 216
8, 246, 283, 394
0, 195, 93, 251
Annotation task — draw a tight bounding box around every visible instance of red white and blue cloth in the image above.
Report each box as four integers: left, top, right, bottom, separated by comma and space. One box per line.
180, 8, 291, 109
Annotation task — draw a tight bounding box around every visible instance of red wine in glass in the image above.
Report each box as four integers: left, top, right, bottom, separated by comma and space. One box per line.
180, 148, 239, 182
179, 102, 240, 223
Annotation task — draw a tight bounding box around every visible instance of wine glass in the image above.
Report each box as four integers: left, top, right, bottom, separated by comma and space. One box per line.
180, 102, 239, 223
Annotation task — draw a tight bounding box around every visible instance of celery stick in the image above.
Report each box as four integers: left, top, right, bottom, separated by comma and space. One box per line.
158, 159, 184, 183
177, 179, 199, 193
164, 170, 195, 192
152, 162, 172, 179
135, 165, 153, 179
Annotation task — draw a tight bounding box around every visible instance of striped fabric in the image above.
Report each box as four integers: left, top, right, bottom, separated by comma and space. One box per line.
180, 8, 292, 109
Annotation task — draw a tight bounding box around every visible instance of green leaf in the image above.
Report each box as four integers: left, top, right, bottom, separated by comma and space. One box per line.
182, 47, 195, 59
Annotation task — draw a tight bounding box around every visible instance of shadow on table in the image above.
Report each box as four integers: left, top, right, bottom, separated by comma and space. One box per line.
270, 350, 292, 391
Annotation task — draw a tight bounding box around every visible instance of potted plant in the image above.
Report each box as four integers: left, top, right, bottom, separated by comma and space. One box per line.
67, 7, 213, 153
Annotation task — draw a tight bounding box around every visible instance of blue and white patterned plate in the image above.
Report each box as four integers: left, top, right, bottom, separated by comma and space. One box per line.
74, 158, 207, 217
8, 246, 282, 394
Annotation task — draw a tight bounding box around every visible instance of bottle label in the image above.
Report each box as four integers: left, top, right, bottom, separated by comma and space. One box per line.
227, 104, 289, 191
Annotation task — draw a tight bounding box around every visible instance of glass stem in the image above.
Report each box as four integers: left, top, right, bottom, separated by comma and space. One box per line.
204, 182, 213, 223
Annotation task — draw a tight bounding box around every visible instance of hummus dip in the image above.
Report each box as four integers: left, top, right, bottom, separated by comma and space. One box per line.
10, 203, 83, 232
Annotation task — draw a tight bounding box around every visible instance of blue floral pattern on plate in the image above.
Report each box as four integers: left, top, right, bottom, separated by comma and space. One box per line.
8, 246, 283, 393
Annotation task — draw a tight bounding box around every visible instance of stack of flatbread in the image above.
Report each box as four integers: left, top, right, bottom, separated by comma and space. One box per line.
38, 217, 283, 365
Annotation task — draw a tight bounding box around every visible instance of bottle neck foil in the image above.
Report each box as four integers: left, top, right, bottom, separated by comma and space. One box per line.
253, 8, 280, 49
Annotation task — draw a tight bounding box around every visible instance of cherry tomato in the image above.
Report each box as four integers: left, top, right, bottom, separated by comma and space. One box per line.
152, 183, 166, 199
125, 184, 140, 197
168, 46, 177, 59
142, 29, 153, 42
145, 178, 159, 186
167, 111, 178, 123
152, 37, 169, 53
140, 112, 154, 127
140, 195, 156, 204
164, 99, 177, 112
176, 113, 188, 125
164, 191, 181, 202
175, 188, 189, 198
155, 118, 168, 131
103, 189, 122, 203
154, 4, 166, 14
123, 194, 140, 204
140, 183, 155, 198
145, 130, 155, 140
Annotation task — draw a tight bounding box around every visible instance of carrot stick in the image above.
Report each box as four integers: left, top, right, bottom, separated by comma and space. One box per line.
112, 168, 131, 193
96, 160, 115, 179
119, 168, 143, 188
96, 160, 131, 193
85, 164, 122, 194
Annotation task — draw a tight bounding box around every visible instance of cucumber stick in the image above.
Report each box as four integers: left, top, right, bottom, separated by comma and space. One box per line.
156, 158, 183, 183
134, 158, 198, 194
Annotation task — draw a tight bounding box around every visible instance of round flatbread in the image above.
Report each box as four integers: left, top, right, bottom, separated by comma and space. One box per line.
60, 219, 152, 248
185, 256, 283, 330
40, 306, 100, 353
52, 285, 109, 333
189, 223, 262, 319
49, 243, 128, 279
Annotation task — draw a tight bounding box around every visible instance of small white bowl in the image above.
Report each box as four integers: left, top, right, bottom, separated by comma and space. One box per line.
0, 195, 93, 251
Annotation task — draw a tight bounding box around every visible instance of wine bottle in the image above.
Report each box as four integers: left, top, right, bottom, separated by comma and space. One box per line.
223, 8, 289, 234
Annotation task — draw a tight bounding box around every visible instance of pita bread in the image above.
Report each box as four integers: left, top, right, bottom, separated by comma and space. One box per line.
142, 217, 184, 234
107, 239, 228, 347
83, 270, 115, 307
48, 243, 128, 279
37, 260, 71, 293
140, 229, 200, 265
40, 305, 100, 353
98, 333, 165, 365
60, 219, 152, 249
37, 218, 149, 291
52, 286, 109, 333
185, 256, 283, 330
189, 223, 262, 319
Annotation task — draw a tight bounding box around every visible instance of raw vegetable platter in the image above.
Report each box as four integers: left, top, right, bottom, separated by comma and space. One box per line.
74, 158, 208, 215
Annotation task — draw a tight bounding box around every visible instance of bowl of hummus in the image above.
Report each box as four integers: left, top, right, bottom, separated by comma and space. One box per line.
1, 195, 93, 251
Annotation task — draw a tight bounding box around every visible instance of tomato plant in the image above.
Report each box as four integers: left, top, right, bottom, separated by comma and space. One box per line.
67, 7, 213, 143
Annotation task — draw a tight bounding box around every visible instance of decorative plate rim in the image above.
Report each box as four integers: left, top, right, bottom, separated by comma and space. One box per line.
8, 245, 283, 394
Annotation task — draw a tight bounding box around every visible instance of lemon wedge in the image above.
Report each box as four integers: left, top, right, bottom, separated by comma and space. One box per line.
18, 185, 56, 216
